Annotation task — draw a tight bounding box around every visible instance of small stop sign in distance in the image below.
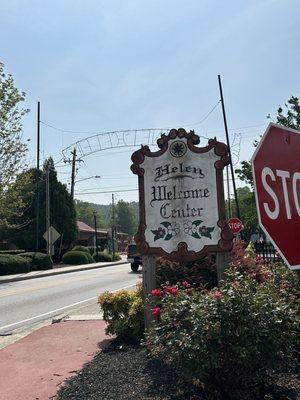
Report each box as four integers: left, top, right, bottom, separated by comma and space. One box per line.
228, 217, 243, 234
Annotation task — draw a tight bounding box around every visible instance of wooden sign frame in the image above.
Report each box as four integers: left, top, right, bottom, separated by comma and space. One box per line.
131, 128, 233, 262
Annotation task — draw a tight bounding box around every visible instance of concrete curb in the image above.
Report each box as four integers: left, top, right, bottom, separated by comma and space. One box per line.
0, 260, 128, 284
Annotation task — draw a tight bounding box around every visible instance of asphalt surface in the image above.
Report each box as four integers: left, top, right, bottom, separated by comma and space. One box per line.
0, 263, 141, 334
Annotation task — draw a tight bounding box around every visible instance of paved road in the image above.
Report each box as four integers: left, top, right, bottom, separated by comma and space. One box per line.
0, 263, 140, 333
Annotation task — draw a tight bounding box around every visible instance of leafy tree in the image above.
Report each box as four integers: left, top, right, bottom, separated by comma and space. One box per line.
74, 199, 105, 228
277, 96, 300, 130
235, 160, 254, 189
0, 62, 29, 188
114, 200, 137, 235
0, 62, 29, 237
228, 187, 258, 239
10, 158, 77, 251
234, 96, 300, 239
235, 96, 300, 186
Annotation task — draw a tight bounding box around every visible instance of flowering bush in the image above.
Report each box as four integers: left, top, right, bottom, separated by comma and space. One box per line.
146, 270, 299, 398
98, 284, 144, 343
230, 240, 299, 292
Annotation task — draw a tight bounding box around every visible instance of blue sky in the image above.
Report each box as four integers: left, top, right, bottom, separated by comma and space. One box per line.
1, 0, 299, 204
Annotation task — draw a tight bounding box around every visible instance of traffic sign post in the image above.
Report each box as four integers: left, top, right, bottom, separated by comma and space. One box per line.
43, 226, 61, 256
228, 217, 243, 235
252, 123, 300, 270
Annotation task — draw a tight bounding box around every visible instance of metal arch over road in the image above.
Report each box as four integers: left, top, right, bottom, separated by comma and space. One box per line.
61, 127, 224, 159
61, 128, 170, 159
61, 128, 241, 165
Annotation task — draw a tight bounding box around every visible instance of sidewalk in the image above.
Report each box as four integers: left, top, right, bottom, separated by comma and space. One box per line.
0, 319, 110, 400
0, 258, 128, 284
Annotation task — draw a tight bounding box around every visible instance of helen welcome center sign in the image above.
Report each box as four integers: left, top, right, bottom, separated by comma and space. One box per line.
131, 128, 233, 262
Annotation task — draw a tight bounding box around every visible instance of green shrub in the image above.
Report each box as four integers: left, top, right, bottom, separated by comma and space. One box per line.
62, 250, 90, 265
98, 284, 144, 342
72, 245, 90, 254
146, 270, 299, 398
112, 252, 121, 261
87, 246, 95, 256
85, 251, 95, 263
0, 249, 26, 255
0, 254, 31, 275
20, 252, 53, 270
93, 250, 112, 262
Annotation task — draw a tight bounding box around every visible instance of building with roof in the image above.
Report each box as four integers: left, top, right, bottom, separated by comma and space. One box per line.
76, 221, 130, 252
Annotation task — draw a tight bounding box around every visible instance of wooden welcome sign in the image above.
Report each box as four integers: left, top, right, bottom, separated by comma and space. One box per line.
131, 128, 233, 262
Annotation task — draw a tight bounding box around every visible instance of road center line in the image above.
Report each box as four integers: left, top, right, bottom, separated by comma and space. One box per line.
0, 283, 136, 331
0, 268, 131, 298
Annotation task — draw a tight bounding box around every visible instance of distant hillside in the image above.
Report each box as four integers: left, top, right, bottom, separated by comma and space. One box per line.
75, 199, 139, 229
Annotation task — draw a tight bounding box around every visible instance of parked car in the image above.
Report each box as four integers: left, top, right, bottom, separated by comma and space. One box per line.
127, 243, 142, 272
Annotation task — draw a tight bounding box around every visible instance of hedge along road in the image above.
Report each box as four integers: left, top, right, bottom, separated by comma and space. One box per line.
0, 263, 140, 333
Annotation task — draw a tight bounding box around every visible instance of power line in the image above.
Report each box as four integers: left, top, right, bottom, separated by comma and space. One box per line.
184, 101, 221, 127
40, 121, 99, 135
40, 100, 221, 136
75, 189, 138, 195
75, 184, 137, 193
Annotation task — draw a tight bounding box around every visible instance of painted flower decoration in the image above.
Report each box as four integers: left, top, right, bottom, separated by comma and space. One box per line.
184, 221, 193, 234
152, 222, 179, 241
167, 222, 180, 236
157, 227, 165, 238
199, 226, 208, 235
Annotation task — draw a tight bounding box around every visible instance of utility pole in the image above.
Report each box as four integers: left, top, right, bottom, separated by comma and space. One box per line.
45, 161, 51, 255
93, 211, 99, 261
70, 147, 76, 199
226, 165, 231, 218
218, 75, 241, 220
36, 101, 40, 252
112, 193, 115, 260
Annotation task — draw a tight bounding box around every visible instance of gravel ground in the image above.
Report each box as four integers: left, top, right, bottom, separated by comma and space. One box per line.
55, 342, 299, 400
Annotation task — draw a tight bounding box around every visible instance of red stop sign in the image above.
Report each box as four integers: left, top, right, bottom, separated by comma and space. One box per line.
228, 217, 243, 234
252, 123, 300, 270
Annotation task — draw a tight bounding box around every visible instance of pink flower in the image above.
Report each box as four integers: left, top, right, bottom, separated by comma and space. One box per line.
182, 280, 191, 289
151, 288, 162, 297
165, 286, 179, 296
151, 307, 161, 316
213, 290, 222, 300
281, 282, 289, 290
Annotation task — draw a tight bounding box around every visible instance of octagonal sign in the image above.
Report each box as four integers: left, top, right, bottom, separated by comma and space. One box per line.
252, 123, 300, 270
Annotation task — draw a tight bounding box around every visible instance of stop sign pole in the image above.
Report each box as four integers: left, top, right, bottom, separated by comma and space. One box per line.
252, 123, 300, 270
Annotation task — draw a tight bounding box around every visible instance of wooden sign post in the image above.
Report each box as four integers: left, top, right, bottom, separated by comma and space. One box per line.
131, 128, 233, 328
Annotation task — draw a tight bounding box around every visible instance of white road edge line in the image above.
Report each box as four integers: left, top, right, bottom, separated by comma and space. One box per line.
0, 283, 136, 332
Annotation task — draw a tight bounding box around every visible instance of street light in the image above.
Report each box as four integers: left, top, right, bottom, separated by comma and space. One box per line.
75, 175, 101, 184
71, 175, 101, 199
93, 210, 99, 261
